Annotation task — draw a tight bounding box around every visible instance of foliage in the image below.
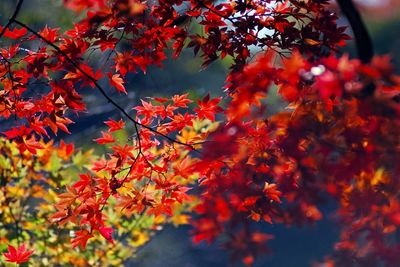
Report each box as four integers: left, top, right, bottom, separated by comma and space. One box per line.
0, 136, 194, 266
0, 0, 399, 266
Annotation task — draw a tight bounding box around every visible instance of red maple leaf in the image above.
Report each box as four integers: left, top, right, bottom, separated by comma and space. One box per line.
104, 119, 125, 132
71, 229, 93, 249
99, 227, 114, 243
94, 131, 115, 144
172, 93, 193, 108
3, 244, 34, 264
0, 26, 27, 39
194, 94, 223, 121
109, 73, 127, 94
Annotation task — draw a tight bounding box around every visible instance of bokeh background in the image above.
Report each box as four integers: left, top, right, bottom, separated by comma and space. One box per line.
1, 0, 400, 266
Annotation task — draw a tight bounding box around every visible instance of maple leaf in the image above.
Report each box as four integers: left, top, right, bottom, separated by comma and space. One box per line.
3, 244, 34, 264
58, 140, 75, 160
73, 174, 92, 192
104, 118, 125, 132
109, 73, 127, 94
53, 186, 77, 210
194, 94, 223, 121
94, 131, 115, 144
99, 227, 114, 243
0, 26, 27, 39
172, 93, 193, 108
23, 136, 44, 154
39, 25, 60, 43
263, 182, 282, 203
173, 157, 195, 179
133, 100, 159, 119
3, 125, 32, 139
71, 229, 93, 249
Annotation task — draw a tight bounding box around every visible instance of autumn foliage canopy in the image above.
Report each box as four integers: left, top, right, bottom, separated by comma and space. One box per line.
0, 0, 400, 266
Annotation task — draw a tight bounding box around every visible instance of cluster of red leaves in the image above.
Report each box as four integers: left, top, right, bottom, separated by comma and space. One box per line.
50, 94, 222, 248
193, 50, 400, 265
186, 0, 350, 68
0, 0, 349, 158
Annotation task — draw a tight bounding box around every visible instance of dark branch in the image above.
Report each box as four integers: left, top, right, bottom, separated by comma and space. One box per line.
336, 0, 373, 64
337, 0, 375, 96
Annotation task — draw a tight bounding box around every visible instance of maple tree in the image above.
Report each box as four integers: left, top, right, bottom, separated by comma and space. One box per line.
0, 0, 399, 266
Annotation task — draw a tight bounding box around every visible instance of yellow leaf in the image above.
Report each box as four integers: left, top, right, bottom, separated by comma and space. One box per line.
171, 214, 190, 226
129, 230, 149, 247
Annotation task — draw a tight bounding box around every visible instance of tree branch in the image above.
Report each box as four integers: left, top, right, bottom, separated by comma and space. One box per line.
336, 0, 373, 63
337, 0, 375, 96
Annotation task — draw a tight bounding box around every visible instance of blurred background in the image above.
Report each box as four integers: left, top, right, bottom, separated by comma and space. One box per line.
1, 0, 400, 266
